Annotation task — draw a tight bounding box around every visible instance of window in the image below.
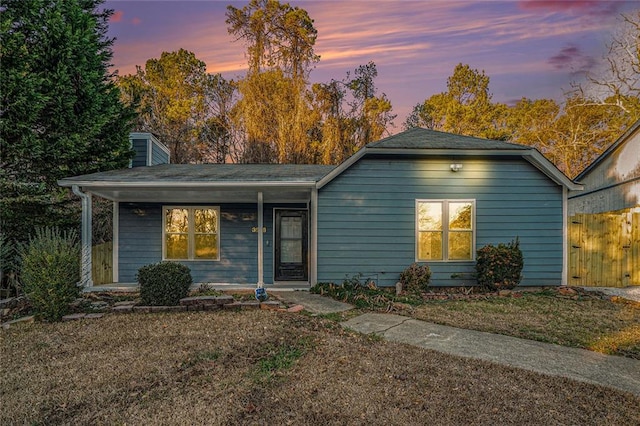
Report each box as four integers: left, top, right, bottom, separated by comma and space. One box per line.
163, 207, 220, 260
416, 200, 474, 261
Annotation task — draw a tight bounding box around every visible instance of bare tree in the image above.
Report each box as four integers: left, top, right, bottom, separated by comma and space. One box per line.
572, 12, 640, 118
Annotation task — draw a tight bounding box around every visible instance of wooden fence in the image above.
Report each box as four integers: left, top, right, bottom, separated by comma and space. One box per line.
92, 241, 113, 285
569, 209, 639, 287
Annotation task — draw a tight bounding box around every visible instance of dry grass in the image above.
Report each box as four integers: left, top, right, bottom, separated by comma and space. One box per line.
2, 310, 639, 425
409, 292, 640, 358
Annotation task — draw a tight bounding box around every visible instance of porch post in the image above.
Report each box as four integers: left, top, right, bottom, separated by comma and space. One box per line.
257, 191, 264, 286
72, 185, 93, 288
310, 187, 318, 286
112, 201, 119, 283
562, 186, 568, 286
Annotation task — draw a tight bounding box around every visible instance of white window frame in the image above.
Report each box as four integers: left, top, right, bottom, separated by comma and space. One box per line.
162, 206, 220, 261
415, 199, 476, 262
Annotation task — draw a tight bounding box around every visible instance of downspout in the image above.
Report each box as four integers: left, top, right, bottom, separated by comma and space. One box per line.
311, 187, 318, 286
72, 185, 93, 288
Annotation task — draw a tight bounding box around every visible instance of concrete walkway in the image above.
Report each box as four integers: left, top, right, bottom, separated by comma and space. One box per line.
271, 290, 640, 395
342, 313, 640, 396
582, 286, 640, 302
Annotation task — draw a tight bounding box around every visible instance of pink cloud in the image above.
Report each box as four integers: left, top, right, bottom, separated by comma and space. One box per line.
131, 17, 142, 25
111, 10, 124, 23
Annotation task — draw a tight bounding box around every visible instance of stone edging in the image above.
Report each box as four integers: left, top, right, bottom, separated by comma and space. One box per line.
62, 296, 303, 322
1, 296, 305, 328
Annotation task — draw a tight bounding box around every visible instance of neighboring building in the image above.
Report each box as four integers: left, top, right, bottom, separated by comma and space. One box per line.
569, 120, 640, 215
59, 128, 580, 289
568, 121, 640, 287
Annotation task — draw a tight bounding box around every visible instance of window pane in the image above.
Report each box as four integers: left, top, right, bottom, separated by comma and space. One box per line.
166, 234, 188, 259
449, 231, 472, 260
449, 202, 472, 230
281, 216, 302, 239
166, 209, 189, 233
418, 231, 442, 260
418, 202, 442, 231
194, 235, 218, 259
194, 209, 217, 234
281, 240, 302, 263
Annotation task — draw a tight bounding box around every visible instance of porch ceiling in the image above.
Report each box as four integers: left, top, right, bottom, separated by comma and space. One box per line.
86, 186, 313, 203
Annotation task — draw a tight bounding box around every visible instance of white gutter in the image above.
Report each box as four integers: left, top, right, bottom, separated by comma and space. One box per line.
58, 180, 318, 188
72, 185, 93, 288
316, 148, 367, 189
522, 151, 583, 191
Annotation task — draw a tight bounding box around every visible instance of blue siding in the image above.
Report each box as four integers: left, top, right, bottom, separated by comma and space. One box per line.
317, 156, 564, 287
151, 142, 169, 165
118, 202, 305, 284
120, 203, 257, 284
131, 139, 147, 167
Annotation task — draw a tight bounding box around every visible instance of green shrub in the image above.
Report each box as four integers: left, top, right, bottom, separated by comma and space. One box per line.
18, 227, 81, 321
137, 261, 192, 306
399, 263, 431, 293
476, 238, 523, 291
311, 274, 423, 310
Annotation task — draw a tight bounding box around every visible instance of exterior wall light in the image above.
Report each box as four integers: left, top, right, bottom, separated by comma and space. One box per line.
450, 163, 463, 172
132, 208, 147, 216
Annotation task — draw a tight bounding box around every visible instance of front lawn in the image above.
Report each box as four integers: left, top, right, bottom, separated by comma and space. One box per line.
1, 311, 638, 425
411, 291, 640, 358
313, 283, 640, 359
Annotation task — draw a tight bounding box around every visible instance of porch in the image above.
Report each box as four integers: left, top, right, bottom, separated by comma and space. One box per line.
58, 164, 334, 291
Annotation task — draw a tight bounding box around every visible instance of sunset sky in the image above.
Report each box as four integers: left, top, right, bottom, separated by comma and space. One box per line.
104, 0, 638, 128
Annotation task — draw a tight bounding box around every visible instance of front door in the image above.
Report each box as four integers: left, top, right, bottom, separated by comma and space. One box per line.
274, 210, 308, 281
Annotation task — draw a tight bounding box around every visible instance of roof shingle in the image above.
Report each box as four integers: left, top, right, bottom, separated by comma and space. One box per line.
60, 164, 335, 184
368, 127, 529, 150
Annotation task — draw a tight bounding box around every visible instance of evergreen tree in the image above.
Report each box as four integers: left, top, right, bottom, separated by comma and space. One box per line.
0, 0, 135, 244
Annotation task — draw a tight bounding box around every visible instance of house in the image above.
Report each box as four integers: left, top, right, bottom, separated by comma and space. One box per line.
58, 128, 580, 289
568, 120, 640, 286
568, 120, 640, 215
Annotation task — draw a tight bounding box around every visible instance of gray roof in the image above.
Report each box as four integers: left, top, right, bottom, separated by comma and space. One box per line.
58, 128, 580, 196
368, 127, 529, 150
317, 127, 581, 190
60, 163, 335, 185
